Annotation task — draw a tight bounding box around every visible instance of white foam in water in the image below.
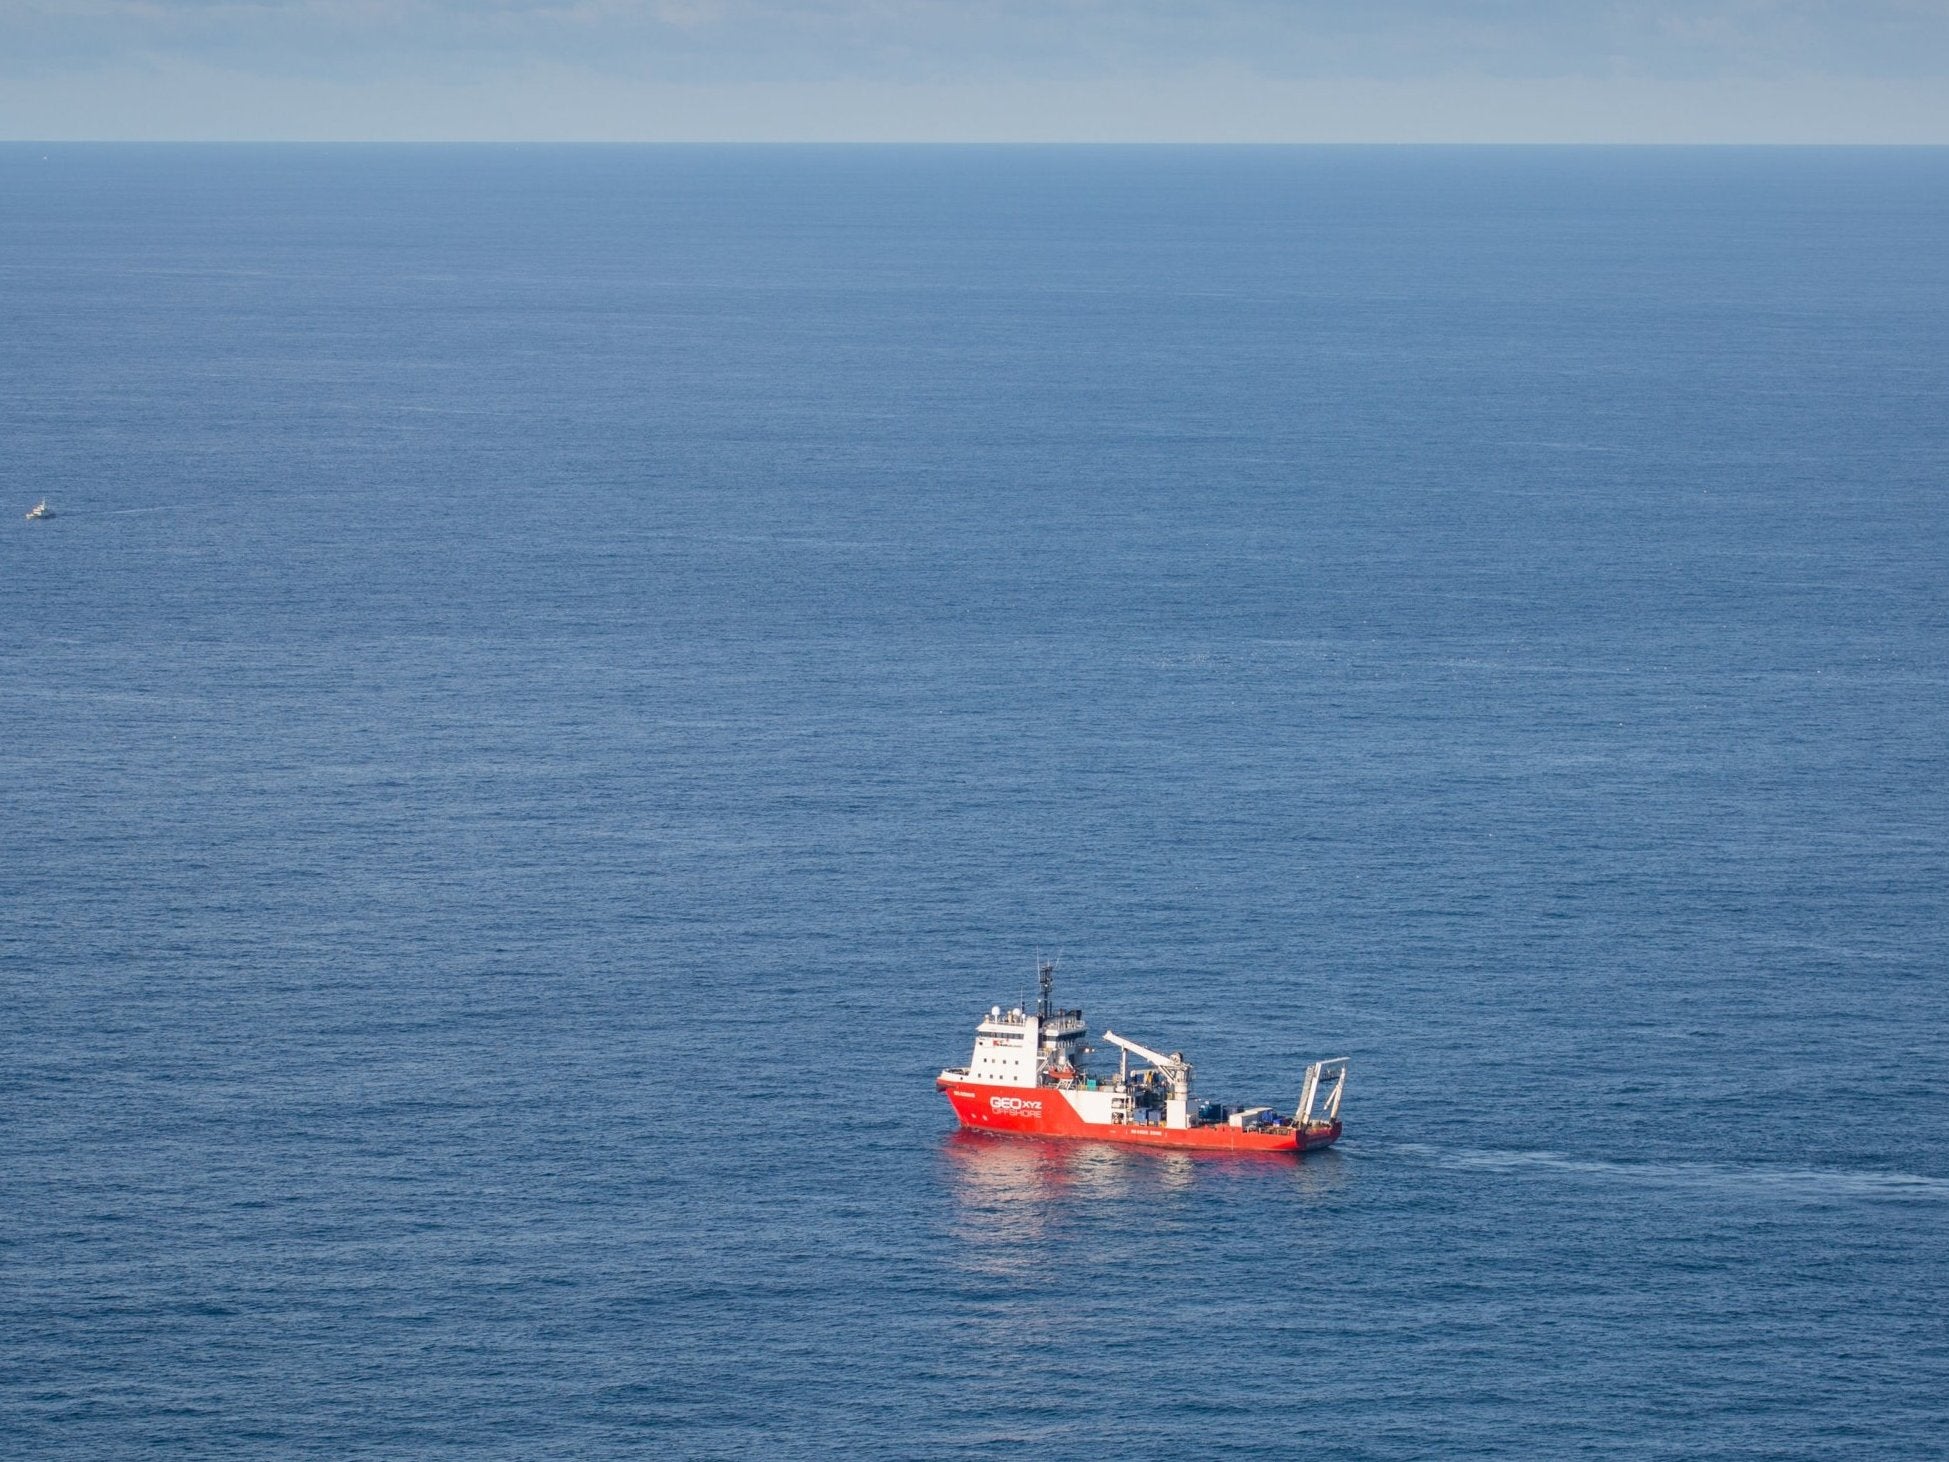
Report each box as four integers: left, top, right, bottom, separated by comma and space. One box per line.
1390, 1143, 1949, 1200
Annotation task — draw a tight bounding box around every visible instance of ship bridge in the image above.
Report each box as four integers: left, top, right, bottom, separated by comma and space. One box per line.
952, 961, 1088, 1088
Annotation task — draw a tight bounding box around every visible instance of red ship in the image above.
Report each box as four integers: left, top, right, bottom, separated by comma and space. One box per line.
938, 962, 1347, 1153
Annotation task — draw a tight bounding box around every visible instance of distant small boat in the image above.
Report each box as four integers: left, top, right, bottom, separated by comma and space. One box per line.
24, 499, 53, 520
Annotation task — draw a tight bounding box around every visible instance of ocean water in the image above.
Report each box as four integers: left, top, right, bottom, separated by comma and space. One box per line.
3, 144, 1946, 1458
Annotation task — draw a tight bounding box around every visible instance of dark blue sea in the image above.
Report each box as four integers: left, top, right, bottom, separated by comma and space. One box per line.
4, 145, 1947, 1458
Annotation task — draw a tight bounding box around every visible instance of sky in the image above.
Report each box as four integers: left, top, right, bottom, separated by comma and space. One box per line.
3, 1, 1948, 142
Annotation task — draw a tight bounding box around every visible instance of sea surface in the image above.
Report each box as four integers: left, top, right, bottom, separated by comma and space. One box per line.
3, 145, 1947, 1458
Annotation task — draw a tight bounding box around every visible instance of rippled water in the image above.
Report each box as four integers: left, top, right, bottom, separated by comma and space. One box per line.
4, 145, 1947, 1457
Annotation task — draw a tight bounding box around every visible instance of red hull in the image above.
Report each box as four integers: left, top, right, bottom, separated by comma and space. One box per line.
938, 1076, 1340, 1153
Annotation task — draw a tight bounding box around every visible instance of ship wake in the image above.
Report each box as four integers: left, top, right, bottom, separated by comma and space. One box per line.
1388, 1143, 1949, 1201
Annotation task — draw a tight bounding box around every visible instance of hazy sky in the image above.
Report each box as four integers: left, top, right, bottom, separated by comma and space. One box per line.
5, 1, 1948, 141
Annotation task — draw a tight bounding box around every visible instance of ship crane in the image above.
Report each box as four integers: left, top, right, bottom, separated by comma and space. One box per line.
1103, 1030, 1196, 1128
1102, 1030, 1191, 1092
